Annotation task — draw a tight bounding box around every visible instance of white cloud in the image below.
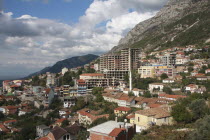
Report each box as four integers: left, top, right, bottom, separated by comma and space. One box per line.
0, 0, 168, 78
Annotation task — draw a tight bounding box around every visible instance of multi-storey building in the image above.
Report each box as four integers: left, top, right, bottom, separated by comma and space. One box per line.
46, 73, 56, 87
154, 66, 174, 78
79, 73, 118, 89
138, 66, 155, 78
77, 79, 87, 95
160, 53, 176, 66
100, 48, 140, 80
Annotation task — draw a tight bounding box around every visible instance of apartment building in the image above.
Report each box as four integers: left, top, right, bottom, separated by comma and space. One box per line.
160, 53, 176, 66
79, 73, 118, 89
100, 48, 140, 80
46, 73, 56, 87
138, 66, 155, 78
155, 66, 174, 78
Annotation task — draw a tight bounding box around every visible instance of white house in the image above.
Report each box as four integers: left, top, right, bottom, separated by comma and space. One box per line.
162, 78, 175, 83
148, 83, 164, 93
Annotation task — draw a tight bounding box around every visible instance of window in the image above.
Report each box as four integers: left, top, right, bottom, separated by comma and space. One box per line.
138, 117, 140, 122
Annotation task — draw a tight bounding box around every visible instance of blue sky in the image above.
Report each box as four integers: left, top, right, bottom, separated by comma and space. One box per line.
0, 0, 168, 79
3, 0, 93, 23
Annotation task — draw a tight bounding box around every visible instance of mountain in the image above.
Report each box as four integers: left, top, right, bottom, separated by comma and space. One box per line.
26, 54, 99, 78
110, 0, 210, 53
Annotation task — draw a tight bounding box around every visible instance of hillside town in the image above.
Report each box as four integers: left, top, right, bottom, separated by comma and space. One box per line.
0, 45, 210, 140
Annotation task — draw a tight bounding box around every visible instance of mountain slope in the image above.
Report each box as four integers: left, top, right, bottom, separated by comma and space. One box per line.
27, 54, 98, 78
110, 0, 210, 53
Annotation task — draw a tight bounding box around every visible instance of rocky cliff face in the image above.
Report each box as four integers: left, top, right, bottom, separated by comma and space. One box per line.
110, 0, 209, 53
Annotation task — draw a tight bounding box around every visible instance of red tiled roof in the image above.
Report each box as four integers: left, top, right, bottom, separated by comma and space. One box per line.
109, 128, 125, 137
148, 104, 161, 108
114, 107, 131, 112
126, 114, 135, 119
0, 124, 10, 132
38, 137, 50, 140
4, 120, 17, 124
56, 118, 67, 123
80, 73, 104, 76
10, 85, 20, 88
45, 88, 51, 94
5, 106, 19, 110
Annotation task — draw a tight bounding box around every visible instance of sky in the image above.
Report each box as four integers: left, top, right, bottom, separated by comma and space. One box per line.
0, 0, 168, 79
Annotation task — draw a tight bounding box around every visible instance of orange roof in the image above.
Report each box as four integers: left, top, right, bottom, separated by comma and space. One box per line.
5, 106, 18, 110
109, 128, 125, 137
56, 118, 67, 123
77, 79, 85, 83
126, 114, 135, 119
114, 107, 131, 112
80, 73, 104, 76
4, 120, 17, 124
45, 88, 51, 94
10, 85, 20, 88
159, 94, 186, 99
118, 96, 129, 101
148, 104, 161, 108
195, 73, 205, 76
38, 137, 50, 140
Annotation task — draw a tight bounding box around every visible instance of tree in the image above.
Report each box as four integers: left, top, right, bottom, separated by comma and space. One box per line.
161, 73, 168, 80
88, 117, 108, 128
77, 130, 89, 140
188, 116, 210, 140
189, 99, 209, 120
188, 67, 194, 73
0, 112, 5, 120
163, 86, 173, 94
171, 103, 192, 123
142, 91, 152, 98
61, 119, 69, 127
128, 91, 135, 97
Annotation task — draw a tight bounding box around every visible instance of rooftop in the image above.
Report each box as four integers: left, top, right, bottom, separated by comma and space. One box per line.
88, 121, 132, 135
135, 107, 171, 119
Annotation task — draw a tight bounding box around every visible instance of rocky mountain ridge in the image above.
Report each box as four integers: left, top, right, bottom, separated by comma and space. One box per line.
110, 0, 209, 53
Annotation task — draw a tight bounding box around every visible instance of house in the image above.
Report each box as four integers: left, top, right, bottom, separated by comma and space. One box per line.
191, 70, 198, 76
55, 118, 67, 127
4, 120, 17, 128
0, 106, 18, 115
162, 78, 175, 83
18, 109, 32, 116
132, 88, 144, 96
34, 100, 43, 109
205, 69, 210, 74
135, 107, 173, 132
117, 96, 135, 107
195, 76, 208, 81
114, 107, 131, 117
36, 125, 50, 138
158, 94, 186, 101
77, 108, 109, 126
0, 124, 10, 133
126, 114, 135, 124
88, 121, 136, 140
44, 126, 72, 140
41, 123, 82, 140
185, 84, 199, 93
148, 83, 164, 93
63, 97, 75, 108
59, 109, 71, 118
